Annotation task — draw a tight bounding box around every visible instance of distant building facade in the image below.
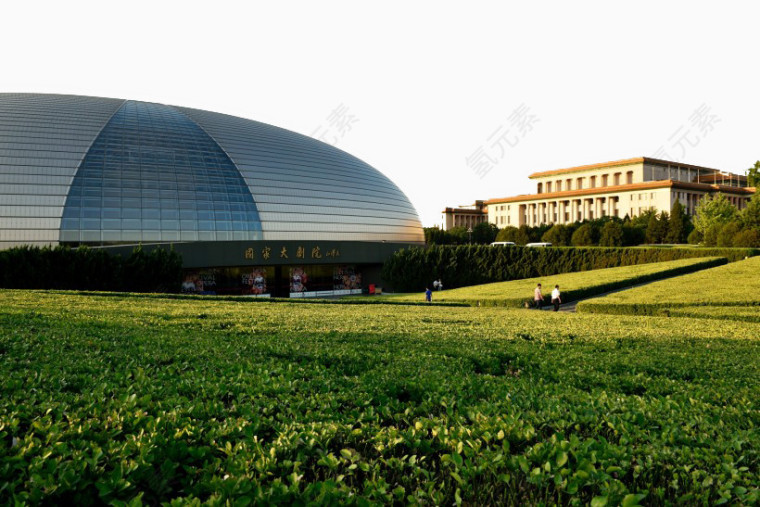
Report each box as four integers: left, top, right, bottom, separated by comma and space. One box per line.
441, 200, 488, 230
485, 157, 755, 227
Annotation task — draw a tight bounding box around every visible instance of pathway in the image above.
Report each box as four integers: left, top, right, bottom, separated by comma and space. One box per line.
548, 275, 680, 313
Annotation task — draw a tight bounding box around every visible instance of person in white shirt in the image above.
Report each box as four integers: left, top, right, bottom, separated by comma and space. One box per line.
551, 285, 561, 312
433, 280, 439, 290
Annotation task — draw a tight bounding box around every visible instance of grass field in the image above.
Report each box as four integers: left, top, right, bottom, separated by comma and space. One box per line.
577, 256, 760, 318
1, 288, 758, 504
373, 257, 725, 307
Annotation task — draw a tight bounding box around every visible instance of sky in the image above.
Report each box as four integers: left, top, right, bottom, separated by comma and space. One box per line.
2, 1, 758, 227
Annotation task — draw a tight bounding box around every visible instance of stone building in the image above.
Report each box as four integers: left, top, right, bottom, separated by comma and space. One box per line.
441, 200, 488, 230
485, 157, 754, 227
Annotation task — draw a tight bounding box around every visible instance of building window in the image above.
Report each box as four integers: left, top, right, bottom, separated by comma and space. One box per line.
627, 171, 634, 184
614, 173, 621, 185
556, 180, 562, 191
590, 176, 596, 188
602, 174, 609, 187
576, 177, 583, 190
537, 182, 543, 193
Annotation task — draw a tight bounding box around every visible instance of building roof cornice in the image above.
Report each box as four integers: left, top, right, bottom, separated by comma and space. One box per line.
528, 157, 725, 179
485, 180, 755, 204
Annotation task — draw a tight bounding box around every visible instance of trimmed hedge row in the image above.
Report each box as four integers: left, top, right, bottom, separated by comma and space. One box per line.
381, 245, 758, 292
577, 300, 760, 317
0, 245, 182, 292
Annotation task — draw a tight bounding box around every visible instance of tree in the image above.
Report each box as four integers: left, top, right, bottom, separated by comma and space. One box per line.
645, 211, 669, 244
623, 222, 645, 246
495, 226, 518, 243
472, 222, 499, 244
692, 193, 738, 235
571, 224, 595, 246
666, 199, 688, 244
424, 227, 448, 245
599, 221, 624, 246
447, 226, 469, 244
631, 208, 657, 229
739, 192, 760, 229
703, 224, 721, 247
747, 160, 760, 188
515, 225, 531, 245
541, 224, 573, 246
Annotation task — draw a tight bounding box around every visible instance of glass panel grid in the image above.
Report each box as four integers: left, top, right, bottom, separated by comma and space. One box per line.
61, 100, 262, 242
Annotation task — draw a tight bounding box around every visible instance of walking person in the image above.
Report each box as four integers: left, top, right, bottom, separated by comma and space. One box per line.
533, 283, 543, 309
433, 279, 439, 291
437, 279, 443, 291
551, 284, 561, 312
425, 287, 432, 303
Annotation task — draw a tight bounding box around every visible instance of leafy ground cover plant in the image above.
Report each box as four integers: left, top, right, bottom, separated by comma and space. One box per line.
1, 290, 758, 504
376, 257, 725, 307
577, 256, 760, 318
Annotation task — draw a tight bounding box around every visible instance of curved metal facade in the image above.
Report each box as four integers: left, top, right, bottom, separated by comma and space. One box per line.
0, 93, 423, 249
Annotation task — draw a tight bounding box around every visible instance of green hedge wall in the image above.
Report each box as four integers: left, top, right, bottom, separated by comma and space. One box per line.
0, 245, 183, 293
381, 245, 758, 292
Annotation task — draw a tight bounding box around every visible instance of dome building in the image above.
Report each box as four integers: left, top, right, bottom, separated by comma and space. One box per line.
0, 93, 423, 296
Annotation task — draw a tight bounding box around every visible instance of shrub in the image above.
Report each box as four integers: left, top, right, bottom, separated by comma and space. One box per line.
733, 228, 760, 247
0, 245, 182, 292
687, 228, 703, 245
717, 221, 741, 247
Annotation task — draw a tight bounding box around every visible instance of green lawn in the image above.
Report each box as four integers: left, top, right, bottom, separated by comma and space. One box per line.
376, 257, 725, 307
577, 256, 760, 318
1, 289, 758, 504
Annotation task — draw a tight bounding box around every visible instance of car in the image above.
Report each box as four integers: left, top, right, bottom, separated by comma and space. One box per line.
489, 241, 516, 246
526, 242, 552, 247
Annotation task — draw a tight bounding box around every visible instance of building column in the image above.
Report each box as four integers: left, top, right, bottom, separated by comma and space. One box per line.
558, 201, 565, 224
582, 199, 589, 221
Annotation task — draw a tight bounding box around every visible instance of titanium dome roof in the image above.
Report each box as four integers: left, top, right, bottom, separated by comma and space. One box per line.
0, 93, 424, 248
